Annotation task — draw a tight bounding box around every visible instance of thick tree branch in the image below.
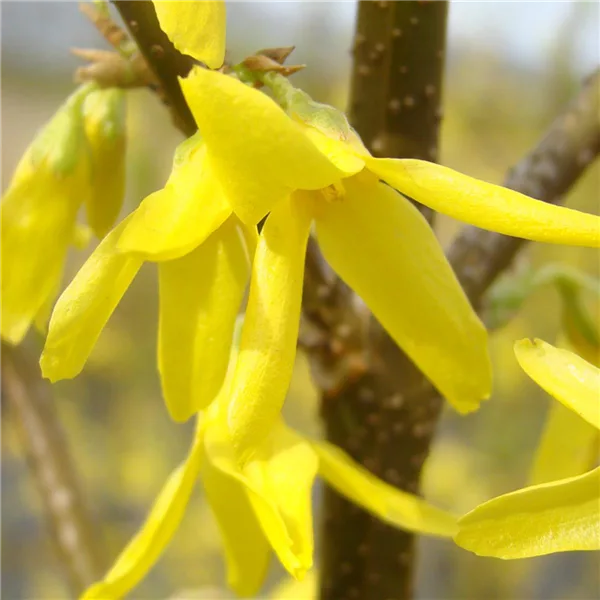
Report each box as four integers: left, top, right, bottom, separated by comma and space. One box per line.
2, 345, 105, 595
113, 0, 197, 136
318, 3, 449, 600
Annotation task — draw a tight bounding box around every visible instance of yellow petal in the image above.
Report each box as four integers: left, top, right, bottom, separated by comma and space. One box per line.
118, 141, 231, 261
83, 88, 127, 238
315, 174, 491, 413
202, 460, 270, 597
40, 217, 143, 381
529, 400, 599, 485
153, 0, 225, 69
455, 467, 600, 558
157, 218, 249, 422
82, 420, 205, 599
300, 126, 365, 174
226, 194, 313, 461
514, 339, 600, 430
204, 419, 317, 579
314, 441, 458, 538
1, 175, 79, 344
244, 423, 318, 573
368, 158, 600, 247
180, 68, 348, 225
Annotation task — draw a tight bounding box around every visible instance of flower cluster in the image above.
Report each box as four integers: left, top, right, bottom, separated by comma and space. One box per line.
3, 1, 600, 598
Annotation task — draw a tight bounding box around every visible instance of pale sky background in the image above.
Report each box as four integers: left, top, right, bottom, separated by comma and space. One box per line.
2, 1, 599, 78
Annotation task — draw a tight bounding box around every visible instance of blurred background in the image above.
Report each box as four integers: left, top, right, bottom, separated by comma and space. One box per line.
2, 1, 599, 598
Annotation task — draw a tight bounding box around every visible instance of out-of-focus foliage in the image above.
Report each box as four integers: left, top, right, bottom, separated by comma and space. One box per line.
2, 2, 599, 600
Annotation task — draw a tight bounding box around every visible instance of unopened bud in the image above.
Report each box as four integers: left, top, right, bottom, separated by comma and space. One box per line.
83, 88, 127, 237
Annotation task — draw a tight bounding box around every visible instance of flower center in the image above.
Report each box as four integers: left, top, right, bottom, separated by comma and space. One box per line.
319, 180, 346, 203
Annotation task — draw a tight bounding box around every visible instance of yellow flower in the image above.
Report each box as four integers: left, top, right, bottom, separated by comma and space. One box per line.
455, 339, 600, 559
1, 85, 92, 344
81, 352, 457, 599
153, 0, 226, 69
174, 67, 599, 459
82, 88, 127, 238
41, 136, 253, 423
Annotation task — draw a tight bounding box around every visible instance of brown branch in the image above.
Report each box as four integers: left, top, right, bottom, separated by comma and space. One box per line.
113, 0, 197, 136
317, 3, 449, 600
2, 345, 105, 595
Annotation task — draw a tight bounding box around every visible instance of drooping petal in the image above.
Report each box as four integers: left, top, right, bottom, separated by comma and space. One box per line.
202, 460, 271, 597
368, 158, 600, 247
118, 141, 231, 261
244, 423, 318, 572
455, 467, 600, 558
40, 216, 143, 381
153, 0, 226, 69
514, 339, 600, 430
315, 174, 491, 413
180, 68, 351, 225
226, 194, 313, 461
204, 418, 317, 579
157, 218, 249, 422
83, 88, 127, 238
82, 420, 205, 599
314, 441, 457, 538
1, 175, 80, 345
529, 401, 599, 485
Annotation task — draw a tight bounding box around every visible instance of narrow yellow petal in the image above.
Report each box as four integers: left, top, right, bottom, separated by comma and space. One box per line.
180, 68, 348, 225
315, 174, 491, 413
83, 88, 127, 238
244, 423, 319, 573
226, 195, 313, 461
40, 217, 143, 381
118, 142, 231, 261
157, 218, 249, 422
202, 460, 271, 597
515, 339, 600, 430
153, 0, 225, 69
82, 420, 205, 599
455, 467, 600, 558
369, 158, 600, 247
203, 421, 308, 578
529, 400, 599, 485
314, 441, 458, 538
1, 175, 78, 344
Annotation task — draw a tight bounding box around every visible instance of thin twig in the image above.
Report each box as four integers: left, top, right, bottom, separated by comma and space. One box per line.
2, 344, 105, 595
450, 69, 600, 307
113, 0, 197, 136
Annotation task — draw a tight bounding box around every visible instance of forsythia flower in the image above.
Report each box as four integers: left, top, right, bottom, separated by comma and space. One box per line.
1, 84, 126, 344
82, 349, 457, 599
41, 134, 254, 422
455, 339, 600, 558
174, 67, 600, 460
152, 0, 226, 69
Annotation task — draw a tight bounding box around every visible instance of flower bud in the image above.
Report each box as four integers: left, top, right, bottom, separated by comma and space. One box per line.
83, 88, 127, 237
1, 85, 91, 344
